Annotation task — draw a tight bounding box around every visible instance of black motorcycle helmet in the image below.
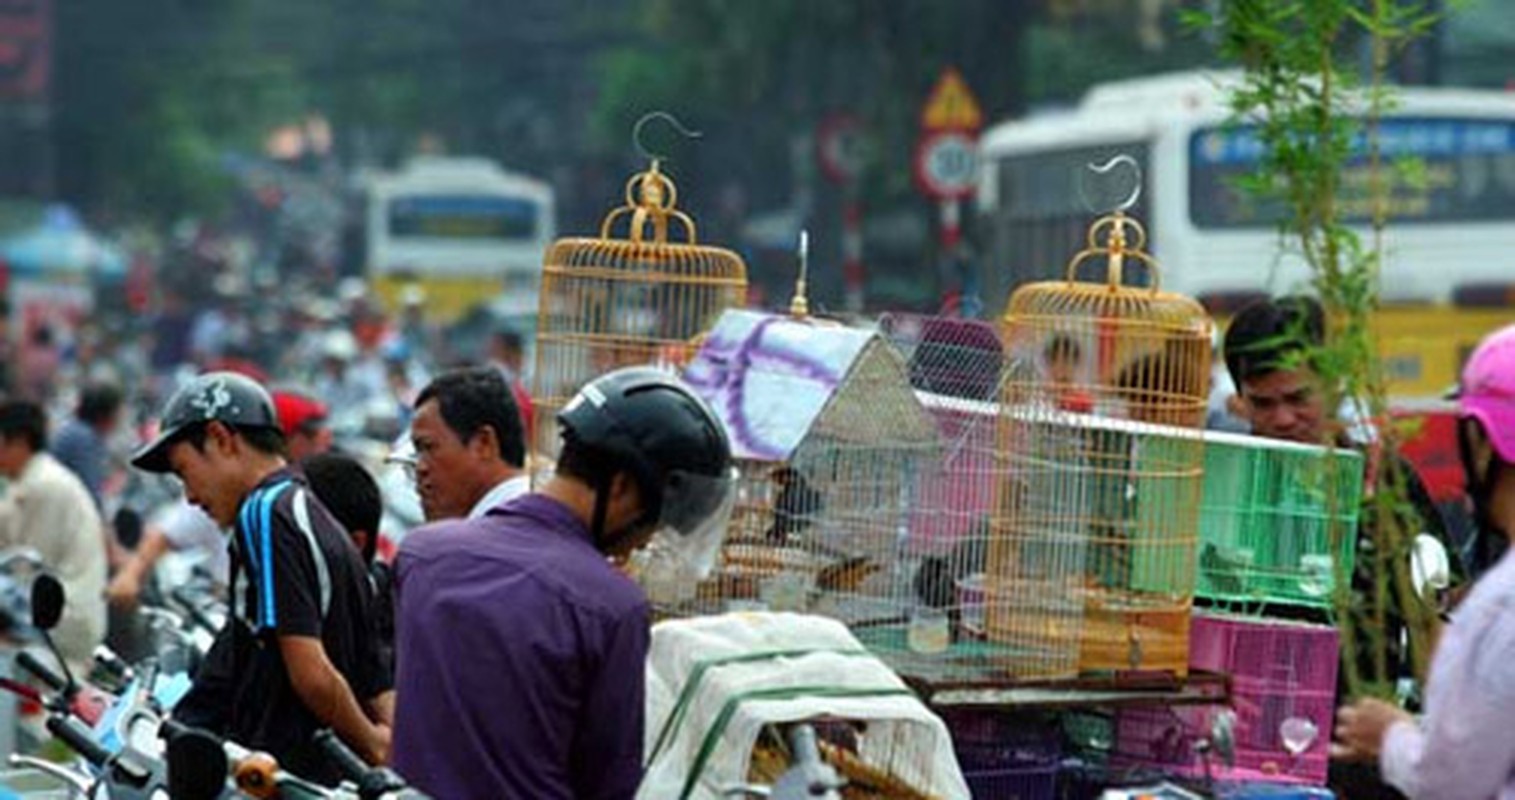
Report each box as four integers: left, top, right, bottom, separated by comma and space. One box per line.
557, 367, 733, 551
132, 372, 281, 473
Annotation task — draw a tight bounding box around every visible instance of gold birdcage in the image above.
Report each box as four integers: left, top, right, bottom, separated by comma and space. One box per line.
532, 150, 747, 461
987, 205, 1212, 678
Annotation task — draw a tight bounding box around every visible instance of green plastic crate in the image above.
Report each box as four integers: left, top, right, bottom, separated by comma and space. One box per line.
1196, 431, 1362, 609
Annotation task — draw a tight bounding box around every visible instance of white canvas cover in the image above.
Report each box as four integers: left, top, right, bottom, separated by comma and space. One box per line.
640, 612, 969, 800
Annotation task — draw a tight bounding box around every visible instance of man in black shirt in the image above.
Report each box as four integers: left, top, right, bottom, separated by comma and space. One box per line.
301, 452, 393, 683
131, 372, 391, 784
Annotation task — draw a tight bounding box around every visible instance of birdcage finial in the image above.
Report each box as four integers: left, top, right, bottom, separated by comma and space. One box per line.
789, 230, 811, 319
601, 113, 706, 245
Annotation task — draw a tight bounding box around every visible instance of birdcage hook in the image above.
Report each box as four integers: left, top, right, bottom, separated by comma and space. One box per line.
633, 111, 703, 163
1077, 155, 1143, 216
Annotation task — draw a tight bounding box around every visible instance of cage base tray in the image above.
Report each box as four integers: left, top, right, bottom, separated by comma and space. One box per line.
905, 669, 1230, 712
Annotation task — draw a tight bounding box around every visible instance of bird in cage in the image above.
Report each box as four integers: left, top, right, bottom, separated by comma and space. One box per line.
765, 465, 825, 545
1042, 333, 1094, 413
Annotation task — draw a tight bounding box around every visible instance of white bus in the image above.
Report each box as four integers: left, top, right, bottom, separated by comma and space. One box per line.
365, 156, 555, 321
977, 70, 1515, 399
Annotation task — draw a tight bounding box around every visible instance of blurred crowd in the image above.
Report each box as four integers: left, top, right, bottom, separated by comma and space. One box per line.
0, 246, 535, 666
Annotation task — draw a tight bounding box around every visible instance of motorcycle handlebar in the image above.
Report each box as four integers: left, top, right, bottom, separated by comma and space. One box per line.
46, 714, 113, 767
16, 649, 68, 693
170, 587, 224, 632
314, 729, 424, 800
313, 730, 371, 784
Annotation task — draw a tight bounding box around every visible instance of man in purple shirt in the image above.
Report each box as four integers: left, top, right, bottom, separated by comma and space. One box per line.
392, 367, 735, 799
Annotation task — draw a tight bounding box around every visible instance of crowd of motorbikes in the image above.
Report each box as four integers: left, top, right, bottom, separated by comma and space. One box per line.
0, 552, 424, 800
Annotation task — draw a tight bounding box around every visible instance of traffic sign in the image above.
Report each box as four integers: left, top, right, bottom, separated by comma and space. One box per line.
913, 130, 978, 200
816, 113, 864, 185
921, 68, 983, 133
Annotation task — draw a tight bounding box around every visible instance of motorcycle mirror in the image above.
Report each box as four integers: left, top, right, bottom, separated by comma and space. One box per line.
30, 574, 64, 632
168, 729, 229, 800
1410, 533, 1452, 601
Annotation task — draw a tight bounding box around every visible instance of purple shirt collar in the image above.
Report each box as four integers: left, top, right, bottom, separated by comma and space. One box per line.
486, 492, 599, 549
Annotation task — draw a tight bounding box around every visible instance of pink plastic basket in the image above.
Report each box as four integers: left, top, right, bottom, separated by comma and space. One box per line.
1113, 705, 1328, 785
1112, 614, 1339, 786
1189, 614, 1339, 694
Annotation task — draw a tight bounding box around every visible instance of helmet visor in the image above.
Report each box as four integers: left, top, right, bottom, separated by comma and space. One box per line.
652, 466, 738, 578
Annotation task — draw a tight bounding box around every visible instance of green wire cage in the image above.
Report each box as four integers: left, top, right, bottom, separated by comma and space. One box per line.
1195, 430, 1363, 611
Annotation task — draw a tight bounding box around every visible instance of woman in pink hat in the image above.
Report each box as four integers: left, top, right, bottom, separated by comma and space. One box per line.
1335, 323, 1515, 800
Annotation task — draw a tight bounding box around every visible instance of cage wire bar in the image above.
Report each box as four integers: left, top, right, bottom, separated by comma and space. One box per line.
992, 210, 1212, 677
531, 158, 747, 463
1196, 432, 1363, 611
875, 312, 1080, 683
673, 311, 946, 657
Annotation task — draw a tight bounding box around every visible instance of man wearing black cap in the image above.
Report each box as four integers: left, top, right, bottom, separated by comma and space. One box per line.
132, 372, 392, 783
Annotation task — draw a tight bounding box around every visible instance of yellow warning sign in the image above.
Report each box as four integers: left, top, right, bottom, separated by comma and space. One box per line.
921, 68, 983, 132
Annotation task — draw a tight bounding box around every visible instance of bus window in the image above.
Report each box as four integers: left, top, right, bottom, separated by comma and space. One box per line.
387, 194, 540, 241
1189, 118, 1515, 229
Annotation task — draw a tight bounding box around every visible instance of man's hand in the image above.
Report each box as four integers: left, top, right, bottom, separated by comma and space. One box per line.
106, 570, 142, 609
370, 723, 392, 766
280, 636, 391, 766
1333, 698, 1413, 762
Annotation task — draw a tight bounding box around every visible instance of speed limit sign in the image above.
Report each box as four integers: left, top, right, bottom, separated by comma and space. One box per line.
913, 130, 978, 200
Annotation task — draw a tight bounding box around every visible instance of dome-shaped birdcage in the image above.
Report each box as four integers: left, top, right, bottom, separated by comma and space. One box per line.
532, 159, 748, 460
985, 211, 1213, 679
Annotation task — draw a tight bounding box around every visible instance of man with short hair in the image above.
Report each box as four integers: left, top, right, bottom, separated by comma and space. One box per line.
392, 367, 736, 799
302, 452, 393, 681
405, 367, 528, 521
0, 400, 107, 668
1223, 296, 1337, 445
132, 372, 391, 781
51, 382, 125, 510
1224, 295, 1455, 800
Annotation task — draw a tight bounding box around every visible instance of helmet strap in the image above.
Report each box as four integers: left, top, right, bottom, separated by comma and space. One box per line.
590, 472, 611, 544
588, 470, 660, 556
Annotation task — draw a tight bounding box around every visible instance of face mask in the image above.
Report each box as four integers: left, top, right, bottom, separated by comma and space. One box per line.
625, 467, 738, 603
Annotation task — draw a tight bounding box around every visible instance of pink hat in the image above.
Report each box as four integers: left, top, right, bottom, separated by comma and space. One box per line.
1459, 323, 1515, 464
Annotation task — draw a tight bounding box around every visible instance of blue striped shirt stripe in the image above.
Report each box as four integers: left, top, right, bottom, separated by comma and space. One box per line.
256, 480, 291, 628
238, 486, 266, 626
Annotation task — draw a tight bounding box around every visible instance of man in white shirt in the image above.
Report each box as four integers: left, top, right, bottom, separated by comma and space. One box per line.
406, 367, 528, 521
0, 400, 107, 668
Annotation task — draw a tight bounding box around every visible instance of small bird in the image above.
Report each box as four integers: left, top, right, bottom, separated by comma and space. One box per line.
766, 466, 824, 545
1200, 543, 1249, 596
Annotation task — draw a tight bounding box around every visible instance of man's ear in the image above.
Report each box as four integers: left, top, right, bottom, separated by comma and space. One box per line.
610, 471, 643, 509
1227, 393, 1250, 420
469, 424, 500, 461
